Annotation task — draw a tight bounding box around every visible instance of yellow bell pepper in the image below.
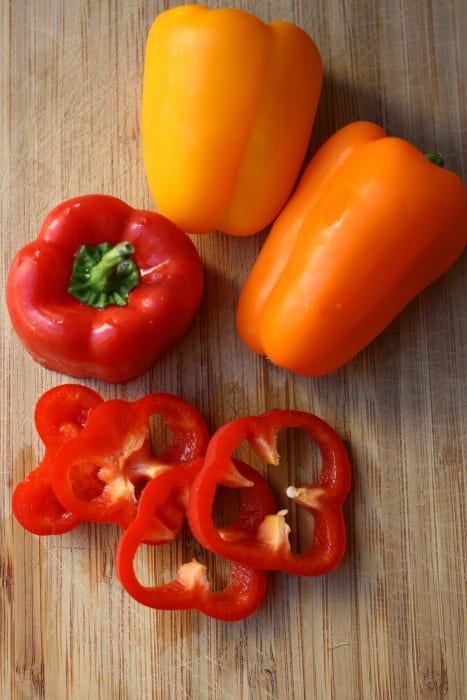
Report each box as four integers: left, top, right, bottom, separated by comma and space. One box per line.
141, 4, 322, 236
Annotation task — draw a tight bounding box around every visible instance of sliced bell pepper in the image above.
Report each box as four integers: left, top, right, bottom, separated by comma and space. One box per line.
12, 384, 103, 535
50, 391, 209, 529
141, 4, 322, 235
6, 194, 204, 383
116, 458, 276, 621
236, 121, 467, 375
187, 409, 351, 577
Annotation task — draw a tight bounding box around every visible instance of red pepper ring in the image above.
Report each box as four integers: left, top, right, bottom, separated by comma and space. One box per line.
50, 392, 209, 529
116, 459, 275, 621
33, 383, 104, 447
187, 409, 351, 577
12, 384, 103, 535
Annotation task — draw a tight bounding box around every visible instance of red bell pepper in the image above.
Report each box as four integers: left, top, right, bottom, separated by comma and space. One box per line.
116, 458, 276, 621
188, 409, 351, 576
6, 194, 204, 383
12, 384, 103, 535
50, 391, 209, 529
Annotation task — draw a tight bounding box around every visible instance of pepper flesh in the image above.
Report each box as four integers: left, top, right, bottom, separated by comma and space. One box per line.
6, 194, 204, 383
50, 392, 209, 529
187, 409, 351, 577
116, 459, 275, 621
142, 4, 322, 235
236, 121, 467, 375
12, 384, 103, 535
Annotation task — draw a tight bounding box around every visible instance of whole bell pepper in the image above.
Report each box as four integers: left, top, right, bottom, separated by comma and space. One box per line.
141, 3, 322, 236
236, 121, 467, 375
6, 194, 204, 383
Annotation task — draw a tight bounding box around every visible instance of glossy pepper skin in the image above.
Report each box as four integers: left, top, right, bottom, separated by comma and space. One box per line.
50, 391, 209, 529
6, 194, 204, 383
116, 459, 275, 621
141, 4, 322, 236
188, 409, 351, 577
237, 121, 467, 375
12, 384, 103, 535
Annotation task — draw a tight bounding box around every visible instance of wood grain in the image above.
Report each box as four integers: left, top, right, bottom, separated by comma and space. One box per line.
1, 1, 465, 698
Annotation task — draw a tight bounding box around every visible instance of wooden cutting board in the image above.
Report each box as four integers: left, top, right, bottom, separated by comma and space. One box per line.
1, 1, 465, 698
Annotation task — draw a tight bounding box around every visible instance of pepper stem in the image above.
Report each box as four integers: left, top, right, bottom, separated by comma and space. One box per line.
425, 152, 444, 167
68, 241, 140, 308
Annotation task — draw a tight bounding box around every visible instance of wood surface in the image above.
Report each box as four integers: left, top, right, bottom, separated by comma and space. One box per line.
1, 1, 465, 698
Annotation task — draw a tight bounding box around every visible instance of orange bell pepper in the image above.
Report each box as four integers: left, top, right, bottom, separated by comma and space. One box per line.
141, 4, 322, 236
236, 121, 467, 375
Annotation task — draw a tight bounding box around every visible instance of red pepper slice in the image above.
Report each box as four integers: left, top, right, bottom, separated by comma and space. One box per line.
6, 194, 204, 383
187, 409, 351, 576
12, 384, 103, 535
116, 459, 275, 621
50, 392, 209, 529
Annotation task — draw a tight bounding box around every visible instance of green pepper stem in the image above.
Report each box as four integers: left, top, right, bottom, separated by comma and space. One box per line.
67, 241, 140, 309
88, 242, 135, 290
425, 152, 445, 167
